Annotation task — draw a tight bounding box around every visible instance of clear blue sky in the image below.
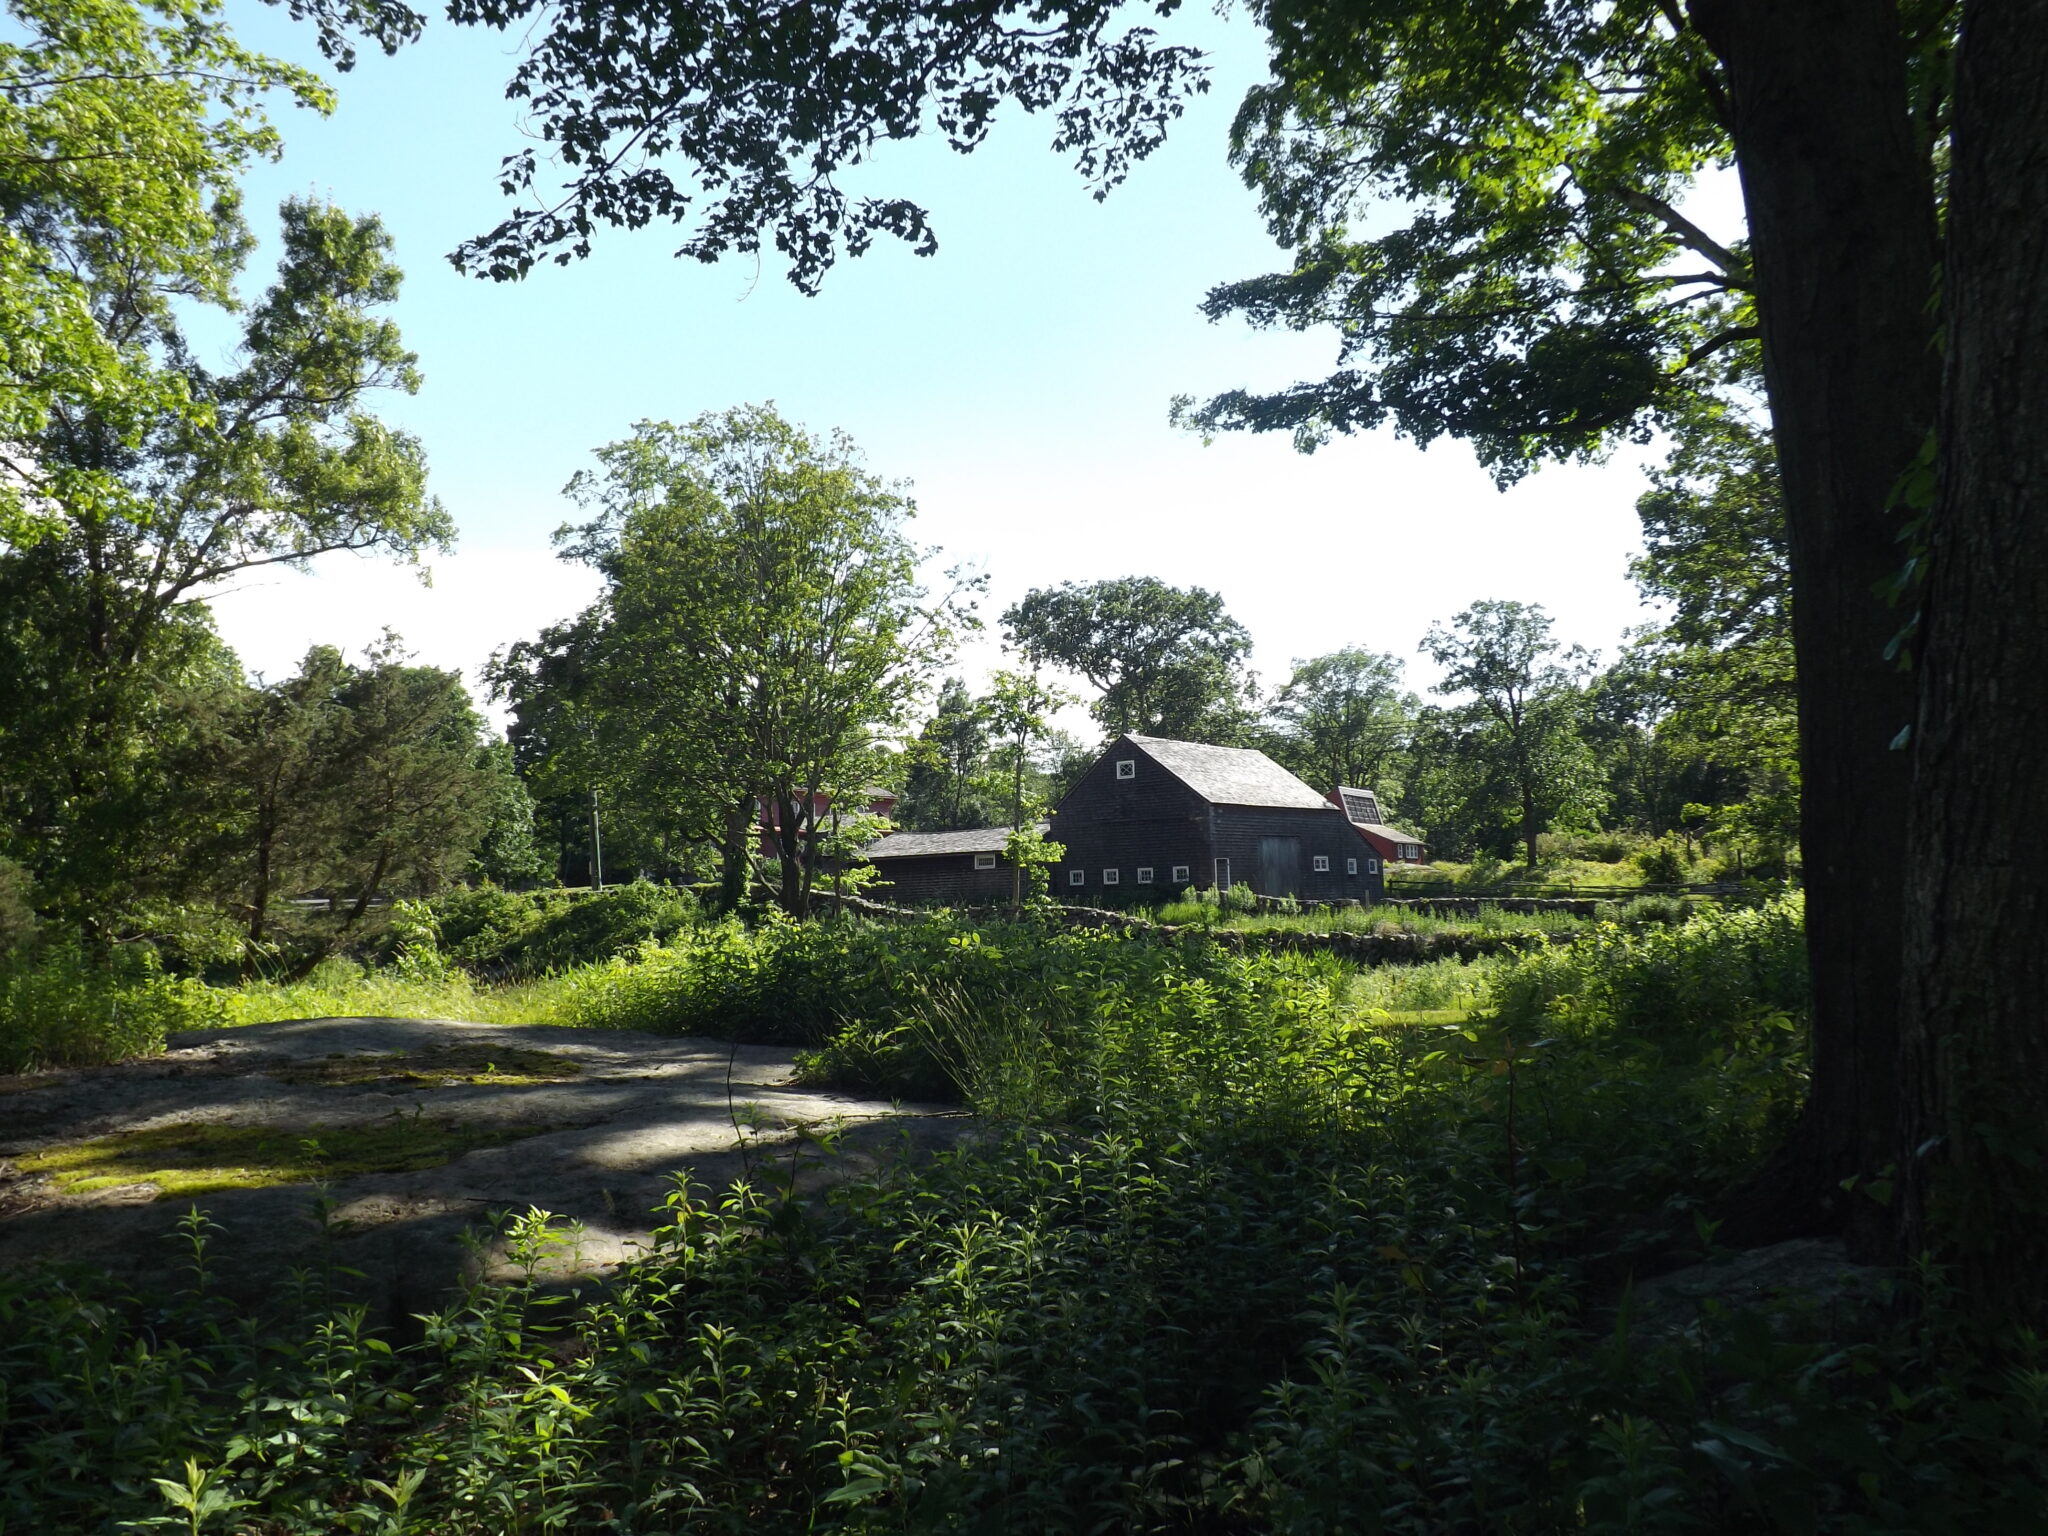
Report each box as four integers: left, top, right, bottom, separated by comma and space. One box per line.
200, 1, 1726, 729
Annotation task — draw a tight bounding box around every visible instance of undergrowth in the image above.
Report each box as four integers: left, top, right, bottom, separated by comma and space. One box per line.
1154, 897, 1592, 938
2, 897, 2041, 1530
0, 944, 224, 1073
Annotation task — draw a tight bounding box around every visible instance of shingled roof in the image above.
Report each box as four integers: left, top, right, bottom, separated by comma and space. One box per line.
862, 823, 1047, 859
1123, 734, 1336, 811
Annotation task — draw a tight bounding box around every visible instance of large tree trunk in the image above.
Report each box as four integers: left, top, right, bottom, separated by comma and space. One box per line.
1896, 0, 2048, 1322
1694, 0, 1940, 1248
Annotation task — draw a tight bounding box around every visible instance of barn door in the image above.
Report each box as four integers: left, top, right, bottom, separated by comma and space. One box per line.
1213, 857, 1231, 891
1256, 836, 1302, 896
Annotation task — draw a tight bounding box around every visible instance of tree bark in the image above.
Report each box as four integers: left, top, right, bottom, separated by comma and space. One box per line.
1692, 0, 1940, 1248
1897, 0, 2048, 1322
716, 794, 752, 913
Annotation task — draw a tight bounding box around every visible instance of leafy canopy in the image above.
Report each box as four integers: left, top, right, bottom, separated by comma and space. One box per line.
1177, 0, 1757, 479
531, 404, 975, 912
1002, 576, 1253, 742
1423, 599, 1602, 864
440, 0, 1210, 293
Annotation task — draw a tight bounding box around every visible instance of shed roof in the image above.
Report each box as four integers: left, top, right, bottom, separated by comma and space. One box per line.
1353, 822, 1427, 848
861, 823, 1046, 860
1124, 734, 1336, 811
1333, 784, 1427, 846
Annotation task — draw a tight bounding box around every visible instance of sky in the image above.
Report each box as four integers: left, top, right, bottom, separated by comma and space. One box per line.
196, 2, 1730, 733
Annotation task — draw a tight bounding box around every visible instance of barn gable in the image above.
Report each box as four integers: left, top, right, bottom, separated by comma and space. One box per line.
1051, 735, 1385, 904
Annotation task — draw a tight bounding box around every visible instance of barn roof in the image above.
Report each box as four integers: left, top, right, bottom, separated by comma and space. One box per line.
862, 823, 1046, 860
1124, 734, 1336, 811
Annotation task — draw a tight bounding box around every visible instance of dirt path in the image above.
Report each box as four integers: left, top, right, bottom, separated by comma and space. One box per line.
0, 1017, 963, 1317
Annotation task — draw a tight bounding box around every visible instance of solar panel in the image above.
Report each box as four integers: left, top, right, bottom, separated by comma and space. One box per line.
1341, 791, 1381, 824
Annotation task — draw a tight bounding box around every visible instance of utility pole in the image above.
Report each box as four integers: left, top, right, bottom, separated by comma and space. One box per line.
589, 788, 605, 891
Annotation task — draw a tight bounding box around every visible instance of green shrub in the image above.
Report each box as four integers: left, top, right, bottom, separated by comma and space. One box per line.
1633, 838, 1690, 885
1153, 896, 1218, 926
1490, 894, 1808, 1046
425, 881, 699, 975
1619, 893, 1692, 926
0, 945, 226, 1073
0, 858, 38, 957
7, 889, 2036, 1532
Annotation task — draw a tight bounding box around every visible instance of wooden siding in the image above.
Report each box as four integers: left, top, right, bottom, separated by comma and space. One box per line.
868, 854, 1017, 907
1208, 806, 1383, 904
1049, 739, 1384, 905
1049, 742, 1213, 901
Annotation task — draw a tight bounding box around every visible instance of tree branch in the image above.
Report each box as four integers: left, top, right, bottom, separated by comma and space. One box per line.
1681, 324, 1761, 371
1616, 186, 1747, 280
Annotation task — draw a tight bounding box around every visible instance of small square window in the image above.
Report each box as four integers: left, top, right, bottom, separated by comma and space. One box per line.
1136, 866, 1154, 884
1368, 858, 1381, 875
1069, 869, 1085, 887
1115, 758, 1136, 780
974, 852, 997, 870
1102, 868, 1120, 885
1346, 857, 1358, 876
1312, 854, 1330, 873
1171, 864, 1189, 883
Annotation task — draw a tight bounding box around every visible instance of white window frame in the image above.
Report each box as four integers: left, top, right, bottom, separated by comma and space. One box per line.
1069, 868, 1086, 887
974, 852, 997, 870
1102, 868, 1120, 885
1346, 857, 1358, 876
1115, 758, 1136, 780
1171, 864, 1190, 883
1368, 857, 1381, 875
1136, 866, 1154, 884
1312, 854, 1330, 873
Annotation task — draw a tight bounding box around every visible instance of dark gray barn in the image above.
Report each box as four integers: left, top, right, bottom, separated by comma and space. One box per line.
860, 825, 1038, 906
1049, 734, 1385, 904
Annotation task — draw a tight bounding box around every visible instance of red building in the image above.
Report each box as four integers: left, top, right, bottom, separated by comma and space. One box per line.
1330, 786, 1428, 865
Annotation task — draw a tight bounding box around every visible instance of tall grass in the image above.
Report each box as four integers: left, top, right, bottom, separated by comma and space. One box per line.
224, 956, 574, 1028
0, 945, 225, 1073
1170, 900, 1591, 938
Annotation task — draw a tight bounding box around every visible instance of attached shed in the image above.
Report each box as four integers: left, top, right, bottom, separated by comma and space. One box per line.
1049, 734, 1384, 904
1330, 785, 1429, 865
860, 824, 1039, 906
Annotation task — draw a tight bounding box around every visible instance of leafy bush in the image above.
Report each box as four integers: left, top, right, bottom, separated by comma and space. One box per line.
424, 881, 699, 976
1633, 838, 1690, 885
1491, 894, 1808, 1045
0, 945, 226, 1073
1539, 829, 1648, 864
0, 858, 37, 957
1619, 893, 1692, 926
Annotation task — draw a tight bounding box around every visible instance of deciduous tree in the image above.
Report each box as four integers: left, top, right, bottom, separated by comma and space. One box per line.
1422, 601, 1601, 869
547, 405, 974, 916
0, 196, 449, 931
1265, 647, 1410, 794
1002, 577, 1253, 742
